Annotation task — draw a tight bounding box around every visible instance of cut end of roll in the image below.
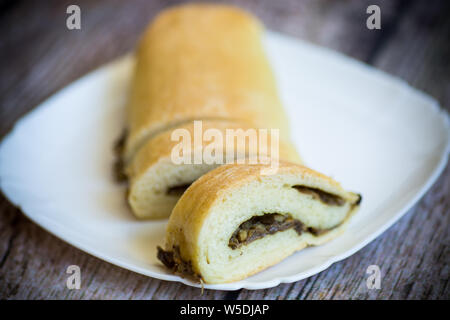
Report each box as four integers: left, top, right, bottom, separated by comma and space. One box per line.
123, 120, 301, 219
158, 161, 362, 283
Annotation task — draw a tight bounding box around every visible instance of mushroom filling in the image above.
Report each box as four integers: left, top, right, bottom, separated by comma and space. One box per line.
157, 246, 202, 282
166, 183, 192, 196
112, 130, 128, 183
228, 213, 304, 249
292, 186, 345, 206
228, 213, 346, 249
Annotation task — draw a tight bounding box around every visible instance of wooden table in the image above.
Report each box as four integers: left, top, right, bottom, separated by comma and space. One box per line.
0, 0, 448, 300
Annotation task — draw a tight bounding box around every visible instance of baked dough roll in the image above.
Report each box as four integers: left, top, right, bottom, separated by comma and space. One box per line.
114, 4, 303, 219
123, 4, 292, 161
157, 162, 361, 284
125, 120, 301, 219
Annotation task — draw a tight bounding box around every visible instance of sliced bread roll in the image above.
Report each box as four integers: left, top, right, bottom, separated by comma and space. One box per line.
157, 161, 361, 283
115, 4, 303, 220
125, 121, 301, 219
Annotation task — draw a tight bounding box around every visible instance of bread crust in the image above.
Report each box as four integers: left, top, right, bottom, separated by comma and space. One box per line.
123, 4, 292, 161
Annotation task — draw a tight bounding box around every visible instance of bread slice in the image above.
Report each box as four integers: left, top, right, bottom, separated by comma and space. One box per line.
157, 161, 361, 283
125, 121, 301, 219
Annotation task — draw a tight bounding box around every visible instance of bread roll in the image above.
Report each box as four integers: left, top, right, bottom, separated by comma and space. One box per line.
126, 120, 300, 219
123, 4, 292, 162
157, 162, 361, 283
115, 4, 303, 219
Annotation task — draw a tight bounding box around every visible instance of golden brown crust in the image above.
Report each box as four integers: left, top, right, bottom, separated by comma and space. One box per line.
123, 4, 291, 160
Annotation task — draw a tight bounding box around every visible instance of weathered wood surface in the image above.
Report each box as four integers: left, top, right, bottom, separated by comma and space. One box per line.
0, 0, 448, 299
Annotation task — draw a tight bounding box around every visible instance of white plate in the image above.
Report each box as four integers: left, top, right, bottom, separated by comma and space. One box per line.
0, 32, 448, 291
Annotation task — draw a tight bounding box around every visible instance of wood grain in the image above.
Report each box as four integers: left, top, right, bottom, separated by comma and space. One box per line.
0, 0, 448, 299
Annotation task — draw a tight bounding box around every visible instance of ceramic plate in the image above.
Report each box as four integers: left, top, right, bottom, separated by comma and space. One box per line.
0, 32, 448, 290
